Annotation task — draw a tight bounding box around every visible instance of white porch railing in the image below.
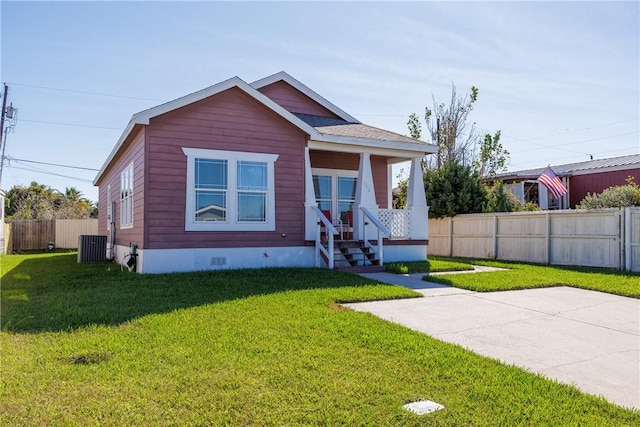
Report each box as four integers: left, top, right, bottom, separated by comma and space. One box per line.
312, 205, 339, 269
360, 206, 390, 266
378, 209, 411, 239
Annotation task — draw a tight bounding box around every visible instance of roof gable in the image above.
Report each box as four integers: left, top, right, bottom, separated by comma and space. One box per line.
251, 71, 360, 123
94, 77, 319, 184
94, 73, 436, 185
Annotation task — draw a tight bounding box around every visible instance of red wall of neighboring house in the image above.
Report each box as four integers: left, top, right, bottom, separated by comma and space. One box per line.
144, 87, 309, 250
570, 168, 639, 207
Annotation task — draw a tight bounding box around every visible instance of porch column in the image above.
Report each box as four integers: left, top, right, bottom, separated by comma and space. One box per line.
405, 156, 428, 240
304, 147, 318, 240
354, 152, 378, 240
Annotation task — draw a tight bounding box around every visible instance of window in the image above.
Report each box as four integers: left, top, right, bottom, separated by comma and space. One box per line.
183, 148, 278, 231
337, 176, 356, 222
237, 161, 268, 222
313, 175, 332, 212
195, 158, 227, 221
120, 163, 134, 228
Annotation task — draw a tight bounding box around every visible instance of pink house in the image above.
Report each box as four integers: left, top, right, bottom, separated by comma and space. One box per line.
93, 72, 437, 273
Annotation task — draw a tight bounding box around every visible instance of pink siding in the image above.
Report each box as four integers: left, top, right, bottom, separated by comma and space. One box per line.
310, 150, 359, 170
97, 127, 145, 248
145, 87, 308, 250
569, 168, 639, 207
258, 81, 340, 118
371, 156, 389, 209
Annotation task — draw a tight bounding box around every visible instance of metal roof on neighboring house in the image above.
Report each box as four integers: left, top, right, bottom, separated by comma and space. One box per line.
294, 113, 423, 145
493, 153, 640, 180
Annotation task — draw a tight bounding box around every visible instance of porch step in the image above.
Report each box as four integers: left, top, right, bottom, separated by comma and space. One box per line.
321, 239, 382, 268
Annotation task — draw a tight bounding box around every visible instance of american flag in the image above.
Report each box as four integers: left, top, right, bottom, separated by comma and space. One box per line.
537, 166, 567, 199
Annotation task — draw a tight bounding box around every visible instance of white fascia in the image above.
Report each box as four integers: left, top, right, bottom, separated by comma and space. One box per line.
308, 138, 437, 158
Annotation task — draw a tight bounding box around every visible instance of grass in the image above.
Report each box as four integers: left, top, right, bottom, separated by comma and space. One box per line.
423, 256, 640, 298
386, 258, 474, 274
2, 252, 639, 425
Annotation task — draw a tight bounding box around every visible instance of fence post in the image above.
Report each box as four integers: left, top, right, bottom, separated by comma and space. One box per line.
545, 212, 551, 264
448, 216, 453, 257
624, 207, 631, 271
492, 214, 498, 259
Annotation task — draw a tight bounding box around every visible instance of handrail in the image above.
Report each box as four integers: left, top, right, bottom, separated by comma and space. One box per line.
311, 206, 339, 235
311, 205, 338, 269
360, 206, 390, 237
359, 206, 389, 267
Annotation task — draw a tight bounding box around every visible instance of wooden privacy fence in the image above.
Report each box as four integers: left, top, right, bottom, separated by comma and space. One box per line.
428, 207, 640, 272
3, 219, 98, 253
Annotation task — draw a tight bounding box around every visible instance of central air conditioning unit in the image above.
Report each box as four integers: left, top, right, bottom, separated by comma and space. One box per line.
77, 235, 107, 263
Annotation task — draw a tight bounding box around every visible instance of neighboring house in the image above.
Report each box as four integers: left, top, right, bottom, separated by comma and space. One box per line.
491, 154, 640, 209
94, 72, 437, 273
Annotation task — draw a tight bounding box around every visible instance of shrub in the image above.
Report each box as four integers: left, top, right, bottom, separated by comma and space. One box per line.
577, 177, 640, 209
425, 161, 486, 218
484, 181, 521, 212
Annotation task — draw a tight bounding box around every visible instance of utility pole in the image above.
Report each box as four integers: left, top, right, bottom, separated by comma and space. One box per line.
0, 83, 7, 254
0, 84, 16, 189
0, 83, 8, 147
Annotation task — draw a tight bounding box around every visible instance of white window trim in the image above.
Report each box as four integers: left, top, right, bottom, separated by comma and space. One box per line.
120, 162, 134, 229
183, 147, 278, 231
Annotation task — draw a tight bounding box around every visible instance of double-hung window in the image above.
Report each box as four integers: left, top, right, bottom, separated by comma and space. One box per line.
120, 163, 134, 228
183, 148, 278, 231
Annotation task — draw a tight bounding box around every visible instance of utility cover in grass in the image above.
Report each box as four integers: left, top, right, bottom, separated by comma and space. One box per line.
403, 400, 445, 415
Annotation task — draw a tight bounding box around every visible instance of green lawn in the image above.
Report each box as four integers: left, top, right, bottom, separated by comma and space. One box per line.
1, 252, 638, 425
386, 258, 474, 274
423, 256, 640, 298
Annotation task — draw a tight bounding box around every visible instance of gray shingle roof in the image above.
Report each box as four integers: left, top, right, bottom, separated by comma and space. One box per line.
294, 113, 428, 145
494, 153, 640, 179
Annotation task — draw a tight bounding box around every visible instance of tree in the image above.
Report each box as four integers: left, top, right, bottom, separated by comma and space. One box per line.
474, 130, 509, 177
425, 160, 486, 218
57, 187, 95, 219
483, 180, 522, 213
408, 84, 485, 169
4, 182, 96, 219
392, 174, 409, 209
576, 177, 640, 209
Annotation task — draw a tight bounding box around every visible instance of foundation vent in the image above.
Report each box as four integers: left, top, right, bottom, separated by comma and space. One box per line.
210, 256, 227, 266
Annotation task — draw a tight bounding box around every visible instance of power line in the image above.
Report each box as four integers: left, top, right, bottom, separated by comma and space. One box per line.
507, 130, 640, 155
7, 165, 95, 183
19, 118, 123, 130
526, 118, 640, 140
7, 82, 164, 102
507, 146, 639, 170
7, 157, 100, 171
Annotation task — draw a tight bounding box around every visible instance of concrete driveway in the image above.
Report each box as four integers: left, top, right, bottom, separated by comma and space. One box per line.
344, 272, 640, 409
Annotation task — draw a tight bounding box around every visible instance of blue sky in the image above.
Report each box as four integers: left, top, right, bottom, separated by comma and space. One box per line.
1, 1, 638, 203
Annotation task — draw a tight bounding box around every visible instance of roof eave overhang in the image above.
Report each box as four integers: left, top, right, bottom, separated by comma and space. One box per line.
309, 135, 437, 158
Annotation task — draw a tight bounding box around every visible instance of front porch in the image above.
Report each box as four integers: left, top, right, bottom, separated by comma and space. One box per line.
303, 146, 430, 269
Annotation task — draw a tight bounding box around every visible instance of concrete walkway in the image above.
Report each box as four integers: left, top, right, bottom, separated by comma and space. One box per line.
345, 272, 640, 409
